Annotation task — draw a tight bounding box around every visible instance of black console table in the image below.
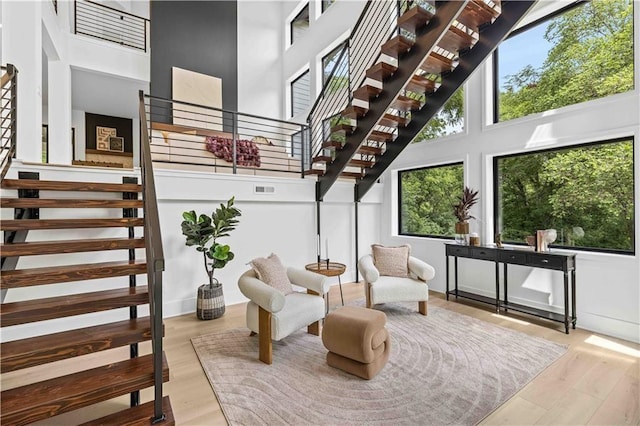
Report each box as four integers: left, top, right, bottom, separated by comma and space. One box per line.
445, 244, 576, 333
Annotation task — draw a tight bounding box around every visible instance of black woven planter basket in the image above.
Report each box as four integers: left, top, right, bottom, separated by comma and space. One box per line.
197, 284, 225, 320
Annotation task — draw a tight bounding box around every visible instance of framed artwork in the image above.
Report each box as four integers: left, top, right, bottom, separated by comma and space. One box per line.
96, 126, 116, 151
109, 136, 124, 152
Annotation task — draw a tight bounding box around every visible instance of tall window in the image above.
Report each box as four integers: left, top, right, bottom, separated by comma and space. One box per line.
321, 0, 335, 13
413, 86, 464, 142
291, 70, 310, 117
495, 0, 634, 122
494, 138, 635, 254
399, 162, 464, 237
290, 4, 309, 44
322, 41, 348, 89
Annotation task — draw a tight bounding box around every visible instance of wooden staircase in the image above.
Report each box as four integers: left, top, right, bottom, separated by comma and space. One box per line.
305, 0, 537, 201
0, 173, 173, 425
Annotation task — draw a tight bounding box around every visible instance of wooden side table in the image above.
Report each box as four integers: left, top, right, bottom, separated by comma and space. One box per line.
305, 261, 346, 309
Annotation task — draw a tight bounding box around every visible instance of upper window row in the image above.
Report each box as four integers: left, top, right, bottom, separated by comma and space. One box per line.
290, 1, 336, 45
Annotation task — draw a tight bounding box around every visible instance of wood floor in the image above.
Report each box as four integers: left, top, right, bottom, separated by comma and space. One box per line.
3, 282, 638, 425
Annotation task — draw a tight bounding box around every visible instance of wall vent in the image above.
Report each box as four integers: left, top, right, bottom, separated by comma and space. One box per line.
254, 185, 275, 194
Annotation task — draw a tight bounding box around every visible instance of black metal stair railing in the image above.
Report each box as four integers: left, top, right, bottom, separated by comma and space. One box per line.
1, 64, 18, 182
74, 0, 149, 51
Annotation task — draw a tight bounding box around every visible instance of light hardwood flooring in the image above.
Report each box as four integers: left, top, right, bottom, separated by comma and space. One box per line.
4, 282, 639, 425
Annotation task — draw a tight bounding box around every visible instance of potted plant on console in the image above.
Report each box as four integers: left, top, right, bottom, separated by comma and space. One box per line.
181, 197, 242, 320
453, 186, 478, 245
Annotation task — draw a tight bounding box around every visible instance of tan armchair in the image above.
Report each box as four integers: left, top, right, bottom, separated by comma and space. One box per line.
238, 267, 329, 364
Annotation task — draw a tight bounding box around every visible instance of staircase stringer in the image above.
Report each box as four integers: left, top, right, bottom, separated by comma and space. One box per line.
316, 0, 469, 201
354, 0, 538, 201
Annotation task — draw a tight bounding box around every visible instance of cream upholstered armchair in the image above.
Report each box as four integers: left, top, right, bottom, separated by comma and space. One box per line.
358, 244, 435, 315
238, 264, 329, 364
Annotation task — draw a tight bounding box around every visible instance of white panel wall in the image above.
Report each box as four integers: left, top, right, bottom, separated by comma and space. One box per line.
379, 10, 640, 343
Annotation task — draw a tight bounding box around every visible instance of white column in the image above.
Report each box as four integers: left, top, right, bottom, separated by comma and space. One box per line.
1, 1, 42, 162
47, 60, 72, 165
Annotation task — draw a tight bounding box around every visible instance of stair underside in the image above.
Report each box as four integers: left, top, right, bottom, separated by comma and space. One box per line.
80, 396, 175, 426
0, 286, 149, 326
1, 259, 147, 289
1, 317, 153, 373
0, 353, 169, 426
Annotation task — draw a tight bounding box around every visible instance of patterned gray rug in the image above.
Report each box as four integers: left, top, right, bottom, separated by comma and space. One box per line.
191, 303, 566, 425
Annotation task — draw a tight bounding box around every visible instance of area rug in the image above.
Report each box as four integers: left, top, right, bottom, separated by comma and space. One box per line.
191, 303, 567, 425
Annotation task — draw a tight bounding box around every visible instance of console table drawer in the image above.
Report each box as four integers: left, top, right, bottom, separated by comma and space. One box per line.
446, 245, 469, 257
526, 254, 565, 270
499, 251, 528, 265
469, 247, 497, 261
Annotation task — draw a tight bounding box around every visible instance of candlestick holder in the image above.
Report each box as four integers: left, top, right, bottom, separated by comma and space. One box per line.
316, 257, 330, 268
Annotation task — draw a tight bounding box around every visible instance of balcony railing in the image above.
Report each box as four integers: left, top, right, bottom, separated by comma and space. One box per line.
1, 64, 18, 181
144, 96, 310, 177
74, 0, 149, 52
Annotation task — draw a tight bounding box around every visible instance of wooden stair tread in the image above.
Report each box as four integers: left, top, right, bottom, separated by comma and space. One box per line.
420, 51, 457, 75
0, 237, 145, 257
0, 198, 142, 209
358, 145, 383, 156
1, 179, 142, 193
304, 169, 324, 176
349, 159, 375, 168
80, 396, 175, 426
365, 62, 397, 81
379, 113, 409, 128
321, 141, 343, 150
1, 260, 147, 289
0, 286, 149, 327
330, 123, 355, 134
368, 130, 395, 143
1, 317, 153, 373
341, 105, 368, 119
438, 25, 478, 54
313, 155, 332, 164
0, 353, 169, 425
1, 218, 145, 231
353, 85, 383, 102
398, 6, 434, 33
406, 74, 438, 94
457, 0, 501, 30
380, 35, 414, 57
341, 171, 364, 179
392, 95, 421, 111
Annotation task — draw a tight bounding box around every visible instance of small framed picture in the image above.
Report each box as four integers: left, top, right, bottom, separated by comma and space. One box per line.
96, 126, 116, 151
109, 136, 124, 152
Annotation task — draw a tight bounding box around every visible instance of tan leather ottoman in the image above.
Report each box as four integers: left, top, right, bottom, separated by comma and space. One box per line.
321, 306, 390, 380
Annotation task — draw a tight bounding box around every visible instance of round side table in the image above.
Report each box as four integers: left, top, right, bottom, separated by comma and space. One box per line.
305, 261, 346, 308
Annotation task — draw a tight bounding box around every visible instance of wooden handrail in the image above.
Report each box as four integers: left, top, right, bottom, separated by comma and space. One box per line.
138, 90, 166, 422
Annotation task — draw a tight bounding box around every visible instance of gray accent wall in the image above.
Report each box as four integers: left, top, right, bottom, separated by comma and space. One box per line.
150, 1, 238, 115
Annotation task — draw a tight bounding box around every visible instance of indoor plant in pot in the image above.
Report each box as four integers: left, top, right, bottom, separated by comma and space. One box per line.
453, 186, 479, 245
181, 197, 242, 320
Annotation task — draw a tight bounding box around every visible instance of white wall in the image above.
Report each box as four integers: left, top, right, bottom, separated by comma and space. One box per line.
379, 4, 640, 343
1, 163, 382, 340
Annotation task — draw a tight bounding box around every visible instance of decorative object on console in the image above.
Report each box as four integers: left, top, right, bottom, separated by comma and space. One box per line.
526, 229, 557, 252
495, 233, 503, 248
453, 186, 479, 245
205, 136, 261, 167
181, 197, 242, 320
469, 233, 480, 246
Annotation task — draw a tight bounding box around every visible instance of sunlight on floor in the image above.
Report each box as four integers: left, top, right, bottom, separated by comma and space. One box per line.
585, 335, 640, 358
491, 313, 531, 326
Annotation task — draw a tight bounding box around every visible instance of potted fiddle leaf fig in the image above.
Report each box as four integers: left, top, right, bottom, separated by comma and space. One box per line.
453, 186, 478, 245
181, 197, 242, 320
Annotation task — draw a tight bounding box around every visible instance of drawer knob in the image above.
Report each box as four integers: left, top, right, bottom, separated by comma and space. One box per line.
479, 251, 486, 255
541, 259, 549, 263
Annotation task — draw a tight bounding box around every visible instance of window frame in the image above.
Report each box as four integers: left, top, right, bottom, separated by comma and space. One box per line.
398, 161, 464, 239
321, 0, 335, 14
290, 69, 311, 117
290, 3, 310, 45
492, 136, 636, 255
493, 0, 600, 123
